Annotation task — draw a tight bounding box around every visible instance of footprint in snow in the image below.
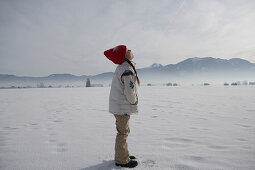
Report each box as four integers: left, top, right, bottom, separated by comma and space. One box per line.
141, 159, 156, 167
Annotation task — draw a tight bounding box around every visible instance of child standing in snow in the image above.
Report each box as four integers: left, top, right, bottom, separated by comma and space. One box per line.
104, 45, 140, 168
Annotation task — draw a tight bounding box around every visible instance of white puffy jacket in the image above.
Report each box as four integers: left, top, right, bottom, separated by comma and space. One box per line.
109, 61, 138, 115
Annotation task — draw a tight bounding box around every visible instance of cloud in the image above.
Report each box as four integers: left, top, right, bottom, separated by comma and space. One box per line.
0, 0, 255, 76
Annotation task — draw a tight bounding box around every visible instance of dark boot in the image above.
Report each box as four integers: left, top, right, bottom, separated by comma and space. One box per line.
129, 156, 136, 159
115, 160, 138, 168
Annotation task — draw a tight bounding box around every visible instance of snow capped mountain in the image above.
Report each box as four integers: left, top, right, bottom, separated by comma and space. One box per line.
137, 57, 255, 84
149, 63, 164, 68
168, 57, 254, 71
228, 58, 252, 67
191, 57, 203, 63
1, 57, 255, 86
47, 74, 79, 80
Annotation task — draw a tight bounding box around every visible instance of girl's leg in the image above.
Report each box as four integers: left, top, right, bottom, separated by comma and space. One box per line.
114, 114, 130, 164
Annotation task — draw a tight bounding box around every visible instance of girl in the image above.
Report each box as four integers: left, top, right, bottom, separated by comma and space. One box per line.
104, 45, 140, 168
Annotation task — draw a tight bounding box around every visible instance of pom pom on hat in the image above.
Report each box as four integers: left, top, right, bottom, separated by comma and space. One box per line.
104, 45, 127, 64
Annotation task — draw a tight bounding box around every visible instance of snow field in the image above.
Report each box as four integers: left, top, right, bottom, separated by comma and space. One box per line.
0, 86, 254, 170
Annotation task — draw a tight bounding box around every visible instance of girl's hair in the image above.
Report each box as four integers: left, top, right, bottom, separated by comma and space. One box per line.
125, 58, 140, 86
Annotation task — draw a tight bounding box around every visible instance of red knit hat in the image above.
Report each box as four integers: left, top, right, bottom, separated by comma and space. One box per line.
104, 45, 127, 64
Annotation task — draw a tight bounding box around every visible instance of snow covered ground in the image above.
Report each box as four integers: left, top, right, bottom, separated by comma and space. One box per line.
0, 86, 254, 170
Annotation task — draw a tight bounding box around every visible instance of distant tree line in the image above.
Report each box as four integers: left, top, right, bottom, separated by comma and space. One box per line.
1, 79, 255, 89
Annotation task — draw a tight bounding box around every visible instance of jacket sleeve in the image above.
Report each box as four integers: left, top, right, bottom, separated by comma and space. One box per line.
121, 70, 138, 105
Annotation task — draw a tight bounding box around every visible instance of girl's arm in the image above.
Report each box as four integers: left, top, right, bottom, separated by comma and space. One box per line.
121, 70, 138, 105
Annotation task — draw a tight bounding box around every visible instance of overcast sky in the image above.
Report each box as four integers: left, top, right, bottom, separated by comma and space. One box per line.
1, 0, 255, 76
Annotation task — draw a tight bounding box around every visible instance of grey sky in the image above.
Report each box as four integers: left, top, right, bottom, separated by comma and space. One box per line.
1, 0, 255, 76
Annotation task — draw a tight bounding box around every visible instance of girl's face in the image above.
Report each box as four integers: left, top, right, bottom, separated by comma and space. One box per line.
126, 50, 134, 60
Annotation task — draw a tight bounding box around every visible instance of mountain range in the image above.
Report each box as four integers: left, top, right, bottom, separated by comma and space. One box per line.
1, 57, 255, 86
